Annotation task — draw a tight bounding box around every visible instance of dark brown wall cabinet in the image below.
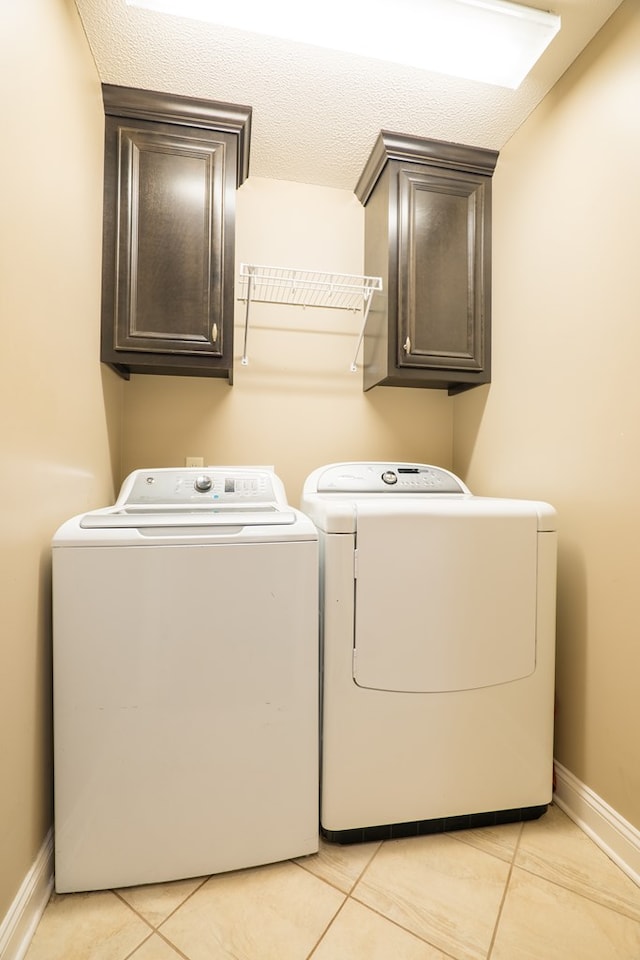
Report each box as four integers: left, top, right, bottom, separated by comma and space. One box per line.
101, 85, 251, 380
355, 132, 498, 394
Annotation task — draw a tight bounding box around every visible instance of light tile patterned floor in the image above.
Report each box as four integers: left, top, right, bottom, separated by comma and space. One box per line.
25, 805, 640, 960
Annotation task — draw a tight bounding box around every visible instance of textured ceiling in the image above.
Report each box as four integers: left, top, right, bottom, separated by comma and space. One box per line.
74, 0, 623, 190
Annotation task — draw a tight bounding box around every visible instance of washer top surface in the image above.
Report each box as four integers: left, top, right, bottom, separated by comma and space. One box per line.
80, 467, 293, 529
54, 467, 317, 545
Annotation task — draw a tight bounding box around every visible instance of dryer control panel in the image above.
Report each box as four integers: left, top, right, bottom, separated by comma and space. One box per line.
313, 462, 469, 495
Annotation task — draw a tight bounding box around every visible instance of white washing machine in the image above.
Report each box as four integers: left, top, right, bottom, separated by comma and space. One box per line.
301, 462, 557, 842
53, 467, 319, 892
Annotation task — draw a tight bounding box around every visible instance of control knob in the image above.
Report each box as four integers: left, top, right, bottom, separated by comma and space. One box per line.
194, 475, 212, 492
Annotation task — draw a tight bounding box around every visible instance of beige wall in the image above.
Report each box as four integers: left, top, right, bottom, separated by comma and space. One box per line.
453, 1, 640, 828
0, 0, 122, 918
3, 0, 638, 929
121, 177, 453, 505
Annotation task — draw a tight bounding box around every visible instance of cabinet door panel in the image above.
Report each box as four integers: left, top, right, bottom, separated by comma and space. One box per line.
101, 84, 251, 379
398, 168, 485, 372
115, 124, 225, 356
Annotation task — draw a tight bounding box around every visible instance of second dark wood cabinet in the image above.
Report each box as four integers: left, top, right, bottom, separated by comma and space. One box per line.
101, 85, 251, 380
355, 132, 498, 394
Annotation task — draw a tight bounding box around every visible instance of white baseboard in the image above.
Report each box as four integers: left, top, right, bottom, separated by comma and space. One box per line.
0, 830, 54, 960
554, 761, 640, 888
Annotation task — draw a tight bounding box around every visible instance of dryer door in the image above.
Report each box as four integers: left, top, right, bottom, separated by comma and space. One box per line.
352, 499, 539, 693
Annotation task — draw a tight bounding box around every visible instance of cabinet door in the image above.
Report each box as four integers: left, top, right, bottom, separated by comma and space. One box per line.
397, 166, 488, 373
116, 121, 226, 357
102, 117, 236, 377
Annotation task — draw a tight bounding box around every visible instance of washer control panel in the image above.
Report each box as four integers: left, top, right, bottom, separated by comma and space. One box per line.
314, 462, 469, 495
115, 467, 285, 507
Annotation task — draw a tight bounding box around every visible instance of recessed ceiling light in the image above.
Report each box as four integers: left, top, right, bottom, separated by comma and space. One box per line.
126, 0, 561, 89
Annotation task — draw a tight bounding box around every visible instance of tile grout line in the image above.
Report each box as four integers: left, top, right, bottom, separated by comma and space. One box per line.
112, 874, 209, 924
304, 896, 350, 960
485, 822, 524, 960
103, 890, 156, 960
151, 928, 196, 960
511, 860, 640, 924
346, 891, 463, 960
346, 838, 386, 895
120, 929, 155, 960
294, 838, 386, 959
302, 838, 391, 960
346, 834, 480, 959
113, 876, 210, 960
292, 837, 384, 896
344, 831, 531, 959
111, 889, 154, 929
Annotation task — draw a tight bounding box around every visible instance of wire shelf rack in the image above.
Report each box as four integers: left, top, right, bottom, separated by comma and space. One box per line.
238, 264, 382, 311
237, 263, 383, 369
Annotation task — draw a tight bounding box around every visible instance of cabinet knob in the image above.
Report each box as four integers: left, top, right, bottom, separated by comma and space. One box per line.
403, 336, 411, 353
211, 323, 218, 343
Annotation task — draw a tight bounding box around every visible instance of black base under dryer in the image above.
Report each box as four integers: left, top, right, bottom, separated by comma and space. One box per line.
321, 804, 548, 845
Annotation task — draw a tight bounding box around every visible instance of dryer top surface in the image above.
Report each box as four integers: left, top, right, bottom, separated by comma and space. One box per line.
300, 462, 556, 534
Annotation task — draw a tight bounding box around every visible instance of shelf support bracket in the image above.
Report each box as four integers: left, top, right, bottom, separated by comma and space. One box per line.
350, 287, 375, 372
241, 268, 254, 366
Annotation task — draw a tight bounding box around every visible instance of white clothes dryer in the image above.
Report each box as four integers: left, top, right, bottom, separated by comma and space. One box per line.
301, 462, 557, 842
53, 467, 319, 892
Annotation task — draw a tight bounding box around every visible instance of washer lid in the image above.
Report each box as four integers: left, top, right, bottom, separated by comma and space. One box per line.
79, 504, 296, 529
73, 466, 299, 531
